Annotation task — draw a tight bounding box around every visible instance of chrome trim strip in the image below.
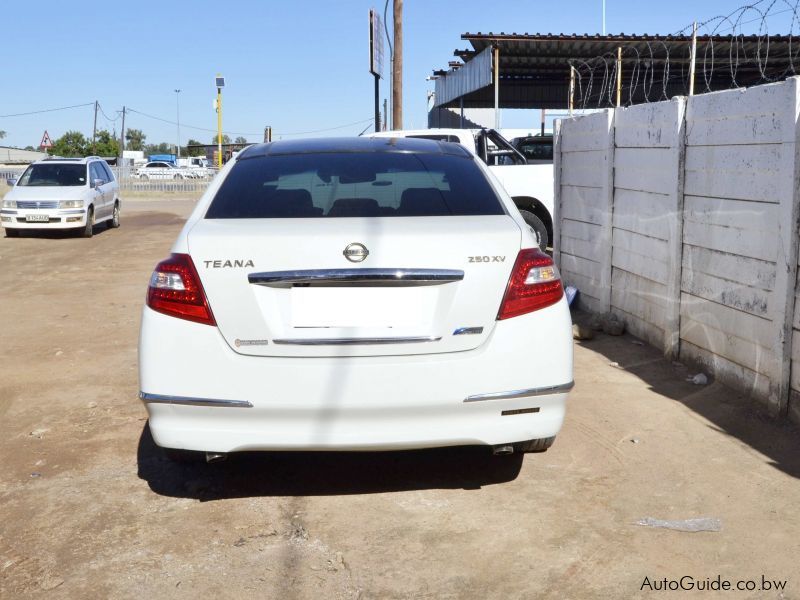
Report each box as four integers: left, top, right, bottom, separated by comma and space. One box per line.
249, 268, 464, 287
464, 381, 574, 403
139, 391, 253, 408
273, 336, 442, 345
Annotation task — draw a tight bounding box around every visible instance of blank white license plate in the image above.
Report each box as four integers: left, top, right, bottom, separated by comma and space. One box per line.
291, 287, 437, 328
26, 214, 49, 222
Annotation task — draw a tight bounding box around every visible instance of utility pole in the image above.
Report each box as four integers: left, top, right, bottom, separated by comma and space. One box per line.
92, 100, 98, 155
174, 89, 181, 158
119, 106, 126, 167
383, 99, 388, 131
392, 0, 403, 130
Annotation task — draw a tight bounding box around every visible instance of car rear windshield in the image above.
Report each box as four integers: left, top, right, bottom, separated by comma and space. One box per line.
205, 151, 504, 218
17, 164, 87, 187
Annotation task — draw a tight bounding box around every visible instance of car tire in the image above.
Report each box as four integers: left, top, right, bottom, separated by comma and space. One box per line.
141, 174, 149, 180
514, 436, 555, 453
162, 447, 204, 463
4, 228, 19, 238
175, 174, 183, 180
519, 210, 549, 251
108, 202, 120, 229
81, 207, 94, 238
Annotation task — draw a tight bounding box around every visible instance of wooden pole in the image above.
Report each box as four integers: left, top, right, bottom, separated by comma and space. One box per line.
392, 0, 403, 129
616, 47, 622, 107
568, 67, 575, 116
494, 45, 500, 128
689, 21, 698, 96
92, 100, 98, 155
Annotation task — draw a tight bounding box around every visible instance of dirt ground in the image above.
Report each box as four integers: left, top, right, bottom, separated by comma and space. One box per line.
1, 197, 799, 599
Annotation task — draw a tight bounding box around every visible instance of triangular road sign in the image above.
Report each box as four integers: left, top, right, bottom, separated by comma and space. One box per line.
40, 131, 53, 149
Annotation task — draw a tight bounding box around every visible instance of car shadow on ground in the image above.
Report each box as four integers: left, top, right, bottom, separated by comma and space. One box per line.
574, 311, 800, 480
9, 225, 112, 239
136, 423, 524, 500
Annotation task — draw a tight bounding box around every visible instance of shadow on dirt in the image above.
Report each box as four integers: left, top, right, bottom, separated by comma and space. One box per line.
136, 423, 524, 500
574, 312, 800, 480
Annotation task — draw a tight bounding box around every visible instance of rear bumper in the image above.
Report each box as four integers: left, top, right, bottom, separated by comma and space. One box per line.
138, 301, 573, 452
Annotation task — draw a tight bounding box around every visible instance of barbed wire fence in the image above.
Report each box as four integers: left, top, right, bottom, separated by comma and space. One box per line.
569, 0, 800, 110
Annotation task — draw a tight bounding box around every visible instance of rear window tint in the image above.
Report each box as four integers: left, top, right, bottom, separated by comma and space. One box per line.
205, 151, 504, 218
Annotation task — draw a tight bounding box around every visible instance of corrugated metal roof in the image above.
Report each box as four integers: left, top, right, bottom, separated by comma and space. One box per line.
432, 33, 799, 109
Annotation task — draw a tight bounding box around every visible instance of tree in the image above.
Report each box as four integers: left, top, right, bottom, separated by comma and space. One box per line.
94, 129, 119, 157
52, 131, 88, 157
234, 136, 248, 144
0, 130, 6, 140
212, 134, 231, 145
24, 146, 35, 151
185, 138, 204, 156
125, 128, 146, 151
143, 142, 173, 156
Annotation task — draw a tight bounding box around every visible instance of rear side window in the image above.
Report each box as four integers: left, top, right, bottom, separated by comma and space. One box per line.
205, 152, 503, 218
407, 134, 461, 143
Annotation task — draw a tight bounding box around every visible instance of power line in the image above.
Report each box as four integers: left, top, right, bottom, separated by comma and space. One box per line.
127, 107, 374, 138
127, 107, 260, 137
277, 118, 375, 136
0, 102, 94, 118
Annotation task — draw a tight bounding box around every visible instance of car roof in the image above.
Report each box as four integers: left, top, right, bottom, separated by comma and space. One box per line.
238, 136, 473, 159
31, 156, 102, 165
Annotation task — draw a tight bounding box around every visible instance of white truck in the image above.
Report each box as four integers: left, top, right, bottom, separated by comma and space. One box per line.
369, 128, 554, 250
176, 156, 212, 178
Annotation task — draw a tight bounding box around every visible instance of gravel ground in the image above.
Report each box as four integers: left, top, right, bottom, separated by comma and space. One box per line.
1, 197, 799, 599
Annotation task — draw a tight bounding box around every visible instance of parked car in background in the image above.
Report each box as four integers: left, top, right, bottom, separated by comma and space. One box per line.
511, 135, 554, 164
369, 128, 554, 251
136, 161, 197, 180
2, 156, 120, 238
139, 136, 573, 463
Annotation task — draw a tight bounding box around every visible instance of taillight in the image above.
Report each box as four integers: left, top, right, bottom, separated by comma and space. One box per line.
497, 248, 564, 320
146, 253, 216, 326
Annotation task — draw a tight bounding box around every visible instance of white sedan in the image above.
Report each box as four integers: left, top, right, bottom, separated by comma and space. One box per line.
138, 137, 573, 462
136, 161, 197, 180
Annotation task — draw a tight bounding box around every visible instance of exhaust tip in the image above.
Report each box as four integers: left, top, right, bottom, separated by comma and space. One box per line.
492, 445, 515, 456
205, 452, 228, 463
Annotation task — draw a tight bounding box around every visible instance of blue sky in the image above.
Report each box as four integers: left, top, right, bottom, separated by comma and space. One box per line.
0, 0, 783, 148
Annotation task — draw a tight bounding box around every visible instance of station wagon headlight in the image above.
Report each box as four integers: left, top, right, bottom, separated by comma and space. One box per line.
2, 199, 15, 208
59, 200, 84, 209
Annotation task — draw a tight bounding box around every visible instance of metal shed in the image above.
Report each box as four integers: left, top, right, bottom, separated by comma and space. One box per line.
433, 32, 800, 110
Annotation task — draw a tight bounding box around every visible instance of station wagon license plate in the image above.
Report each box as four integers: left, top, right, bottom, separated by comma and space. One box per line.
26, 214, 49, 222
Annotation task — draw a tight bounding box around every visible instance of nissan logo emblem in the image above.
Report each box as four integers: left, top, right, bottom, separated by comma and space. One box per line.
343, 243, 369, 262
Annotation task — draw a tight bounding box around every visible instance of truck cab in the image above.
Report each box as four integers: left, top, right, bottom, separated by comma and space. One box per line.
369, 128, 554, 250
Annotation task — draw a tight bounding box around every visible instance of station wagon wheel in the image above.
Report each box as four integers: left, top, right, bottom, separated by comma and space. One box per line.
519, 210, 549, 251
514, 436, 556, 453
81, 207, 94, 238
108, 202, 120, 229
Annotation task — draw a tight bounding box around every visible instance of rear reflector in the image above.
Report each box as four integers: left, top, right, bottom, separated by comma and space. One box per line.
146, 253, 216, 326
497, 248, 564, 320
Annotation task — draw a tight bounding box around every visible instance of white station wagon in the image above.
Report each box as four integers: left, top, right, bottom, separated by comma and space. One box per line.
138, 137, 573, 462
2, 156, 120, 238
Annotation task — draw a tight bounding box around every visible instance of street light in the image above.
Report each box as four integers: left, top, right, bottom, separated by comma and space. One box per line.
215, 75, 225, 168
174, 89, 181, 159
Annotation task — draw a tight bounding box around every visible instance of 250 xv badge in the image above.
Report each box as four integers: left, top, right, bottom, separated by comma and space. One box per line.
468, 256, 506, 263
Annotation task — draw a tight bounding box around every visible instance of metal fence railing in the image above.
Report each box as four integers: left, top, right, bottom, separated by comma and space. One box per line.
111, 167, 213, 194
1, 167, 211, 194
